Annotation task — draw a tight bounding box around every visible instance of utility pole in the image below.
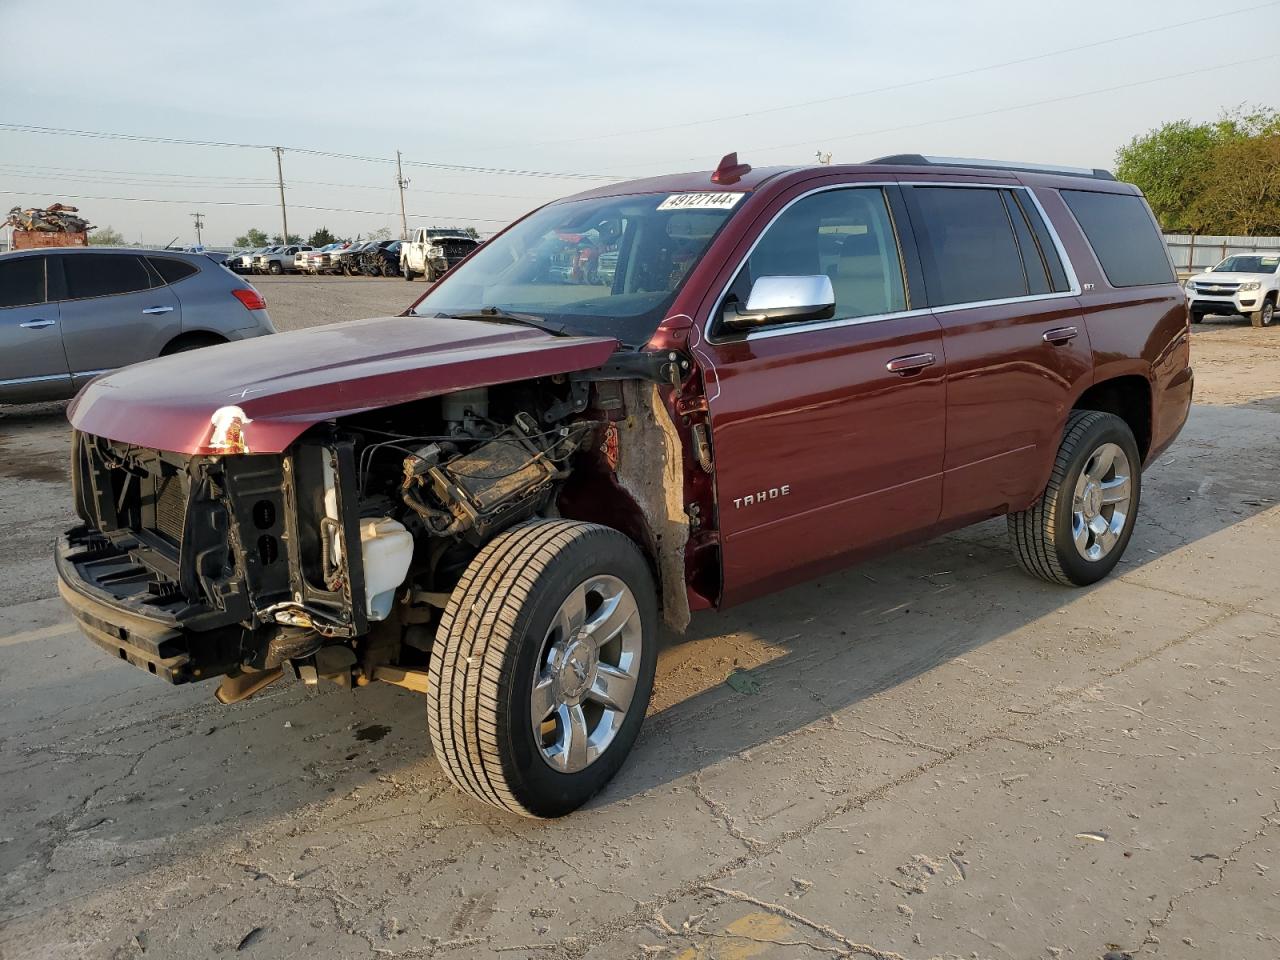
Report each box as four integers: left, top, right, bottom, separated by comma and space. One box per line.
273, 146, 290, 244
191, 212, 205, 247
395, 150, 410, 240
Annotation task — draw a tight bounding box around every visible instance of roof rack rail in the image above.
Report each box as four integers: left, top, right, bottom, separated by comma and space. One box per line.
867, 154, 1115, 181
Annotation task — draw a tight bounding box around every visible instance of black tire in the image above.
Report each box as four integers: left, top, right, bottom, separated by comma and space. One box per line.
1252, 297, 1275, 328
402, 261, 414, 281
269, 261, 283, 275
160, 332, 227, 356
428, 520, 658, 818
1008, 410, 1142, 587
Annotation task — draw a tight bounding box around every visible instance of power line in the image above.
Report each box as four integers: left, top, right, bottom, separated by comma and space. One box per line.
0, 123, 623, 180
0, 189, 523, 224
491, 0, 1280, 150
611, 52, 1280, 171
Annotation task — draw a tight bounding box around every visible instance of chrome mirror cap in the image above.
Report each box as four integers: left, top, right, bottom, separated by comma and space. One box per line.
723, 275, 837, 330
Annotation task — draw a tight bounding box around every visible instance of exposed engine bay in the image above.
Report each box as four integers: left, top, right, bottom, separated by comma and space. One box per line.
60, 374, 664, 702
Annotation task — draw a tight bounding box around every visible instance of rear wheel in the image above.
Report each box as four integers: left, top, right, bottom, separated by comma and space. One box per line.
1252, 297, 1275, 328
160, 331, 227, 356
428, 520, 657, 818
1008, 410, 1141, 587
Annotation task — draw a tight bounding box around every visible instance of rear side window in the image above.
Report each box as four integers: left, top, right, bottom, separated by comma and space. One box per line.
0, 256, 46, 308
147, 257, 199, 285
62, 253, 155, 300
1060, 189, 1174, 288
908, 187, 1027, 306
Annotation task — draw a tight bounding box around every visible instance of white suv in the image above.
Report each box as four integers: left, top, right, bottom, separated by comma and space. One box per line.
1186, 253, 1279, 328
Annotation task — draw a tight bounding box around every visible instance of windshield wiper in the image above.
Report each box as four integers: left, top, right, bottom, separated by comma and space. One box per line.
435, 307, 570, 336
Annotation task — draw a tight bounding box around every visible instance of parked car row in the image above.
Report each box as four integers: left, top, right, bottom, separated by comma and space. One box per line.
222, 233, 482, 280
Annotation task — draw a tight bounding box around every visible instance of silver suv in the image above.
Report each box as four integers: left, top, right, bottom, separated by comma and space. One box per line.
0, 248, 275, 403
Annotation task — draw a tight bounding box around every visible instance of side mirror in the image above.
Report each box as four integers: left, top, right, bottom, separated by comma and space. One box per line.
721, 275, 836, 331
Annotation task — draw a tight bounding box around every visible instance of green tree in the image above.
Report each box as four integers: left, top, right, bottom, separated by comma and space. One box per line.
271, 232, 303, 245
234, 227, 270, 248
87, 225, 126, 246
1116, 106, 1280, 233
308, 227, 338, 246
1192, 134, 1280, 236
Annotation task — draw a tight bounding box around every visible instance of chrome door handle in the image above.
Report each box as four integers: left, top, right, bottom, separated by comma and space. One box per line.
19, 318, 57, 329
886, 352, 937, 375
1043, 326, 1079, 345
142, 305, 174, 315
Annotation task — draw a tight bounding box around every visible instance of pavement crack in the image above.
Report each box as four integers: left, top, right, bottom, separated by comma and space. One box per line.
691, 776, 767, 852
1138, 799, 1280, 955
702, 884, 911, 959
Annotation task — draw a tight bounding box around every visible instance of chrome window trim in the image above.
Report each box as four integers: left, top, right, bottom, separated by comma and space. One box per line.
702, 180, 1081, 345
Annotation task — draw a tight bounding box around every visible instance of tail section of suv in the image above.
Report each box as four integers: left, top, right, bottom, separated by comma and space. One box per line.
58, 154, 1190, 816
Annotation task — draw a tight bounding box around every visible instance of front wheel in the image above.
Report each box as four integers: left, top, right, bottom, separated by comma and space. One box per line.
269, 261, 283, 275
1252, 298, 1275, 328
402, 261, 414, 281
1008, 410, 1141, 587
428, 520, 658, 818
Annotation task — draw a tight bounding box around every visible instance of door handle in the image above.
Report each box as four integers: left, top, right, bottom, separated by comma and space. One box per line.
1043, 326, 1079, 345
886, 352, 937, 375
19, 318, 57, 329
142, 305, 174, 315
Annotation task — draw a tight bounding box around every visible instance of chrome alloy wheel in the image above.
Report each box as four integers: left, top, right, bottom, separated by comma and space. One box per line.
531, 575, 642, 773
1071, 442, 1133, 562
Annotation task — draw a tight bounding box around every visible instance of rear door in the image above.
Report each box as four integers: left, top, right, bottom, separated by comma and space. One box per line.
0, 254, 69, 401
901, 183, 1091, 524
55, 252, 181, 378
698, 183, 947, 606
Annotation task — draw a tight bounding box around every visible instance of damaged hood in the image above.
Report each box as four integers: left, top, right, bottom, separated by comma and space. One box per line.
68, 314, 618, 454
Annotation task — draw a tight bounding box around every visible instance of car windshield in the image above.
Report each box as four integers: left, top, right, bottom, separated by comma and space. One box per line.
1213, 255, 1279, 274
412, 191, 746, 346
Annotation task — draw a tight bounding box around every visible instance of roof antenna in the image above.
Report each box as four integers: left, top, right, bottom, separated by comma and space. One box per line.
712, 152, 751, 185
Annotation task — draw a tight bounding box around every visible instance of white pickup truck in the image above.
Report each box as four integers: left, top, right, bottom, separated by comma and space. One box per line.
255, 244, 312, 275
1186, 253, 1279, 328
400, 228, 480, 281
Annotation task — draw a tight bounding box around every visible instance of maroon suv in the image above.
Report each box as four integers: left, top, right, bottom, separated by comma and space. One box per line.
58, 154, 1192, 817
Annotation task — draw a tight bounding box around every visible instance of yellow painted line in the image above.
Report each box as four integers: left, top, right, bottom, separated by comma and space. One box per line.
0, 623, 78, 648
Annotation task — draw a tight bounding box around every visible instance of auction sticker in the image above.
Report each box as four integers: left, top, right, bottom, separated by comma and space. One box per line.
657, 193, 745, 211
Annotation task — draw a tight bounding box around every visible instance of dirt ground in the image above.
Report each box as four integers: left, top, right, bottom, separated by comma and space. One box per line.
1, 285, 1278, 960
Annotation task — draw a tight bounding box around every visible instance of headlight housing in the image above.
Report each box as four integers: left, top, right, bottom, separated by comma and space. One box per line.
1184, 281, 1197, 291
1239, 281, 1262, 291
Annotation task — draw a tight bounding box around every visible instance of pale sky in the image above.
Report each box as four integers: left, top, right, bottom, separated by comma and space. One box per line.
1, 0, 1277, 246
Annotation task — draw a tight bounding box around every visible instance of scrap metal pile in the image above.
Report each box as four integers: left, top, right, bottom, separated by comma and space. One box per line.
5, 203, 92, 233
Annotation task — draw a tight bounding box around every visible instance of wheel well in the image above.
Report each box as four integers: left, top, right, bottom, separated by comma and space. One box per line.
160, 331, 228, 356
1073, 375, 1152, 460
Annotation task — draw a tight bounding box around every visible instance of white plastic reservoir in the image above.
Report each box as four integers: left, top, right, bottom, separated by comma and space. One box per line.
359, 517, 414, 620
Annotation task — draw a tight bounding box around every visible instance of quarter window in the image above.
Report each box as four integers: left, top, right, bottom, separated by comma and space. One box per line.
731, 187, 907, 323
1061, 189, 1174, 288
62, 253, 155, 300
908, 186, 1027, 306
0, 256, 46, 308
147, 257, 199, 285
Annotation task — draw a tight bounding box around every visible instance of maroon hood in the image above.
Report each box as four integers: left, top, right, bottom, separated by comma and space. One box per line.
68, 314, 618, 454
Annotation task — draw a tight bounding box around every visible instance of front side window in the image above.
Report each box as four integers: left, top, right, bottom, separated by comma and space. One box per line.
413, 192, 743, 346
0, 256, 46, 309
1213, 255, 1279, 274
61, 253, 154, 300
724, 187, 907, 325
909, 186, 1028, 306
1061, 189, 1174, 288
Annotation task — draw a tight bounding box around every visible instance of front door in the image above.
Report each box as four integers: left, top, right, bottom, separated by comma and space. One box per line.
900, 184, 1093, 523
697, 184, 947, 607
0, 254, 69, 401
